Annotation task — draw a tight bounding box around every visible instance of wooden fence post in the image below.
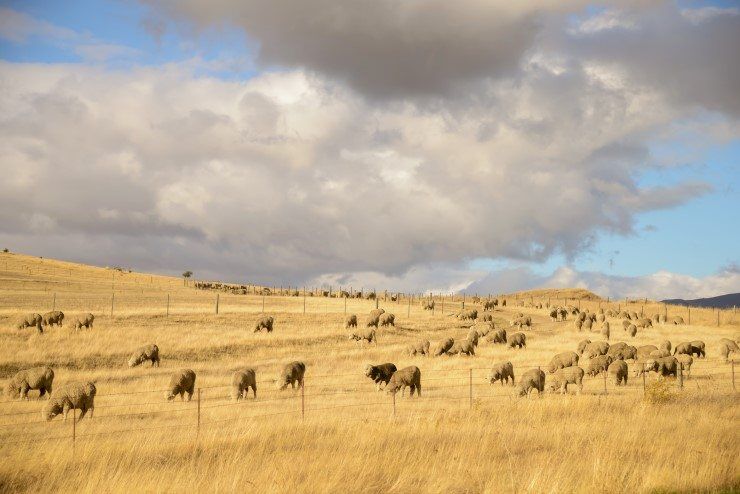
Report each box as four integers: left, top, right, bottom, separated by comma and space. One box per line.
197, 388, 201, 435
688, 306, 691, 325
110, 293, 114, 317
215, 294, 219, 315
407, 296, 411, 318
344, 296, 347, 315
303, 287, 306, 314
642, 364, 646, 394
678, 363, 683, 389
603, 370, 607, 395
392, 391, 396, 417
732, 361, 735, 391
166, 294, 170, 317
301, 382, 305, 420
262, 292, 265, 313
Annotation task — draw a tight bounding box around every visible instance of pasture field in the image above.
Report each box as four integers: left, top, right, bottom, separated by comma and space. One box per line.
0, 252, 738, 493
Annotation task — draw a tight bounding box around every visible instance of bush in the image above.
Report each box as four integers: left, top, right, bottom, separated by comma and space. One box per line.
644, 378, 676, 405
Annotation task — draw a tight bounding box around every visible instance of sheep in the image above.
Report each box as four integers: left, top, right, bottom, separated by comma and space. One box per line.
466, 329, 479, 347
621, 320, 631, 331
254, 315, 274, 332
583, 341, 610, 359
369, 308, 386, 320
349, 328, 377, 346
43, 382, 96, 421
645, 356, 678, 377
674, 354, 693, 376
629, 311, 639, 321
608, 342, 628, 353
548, 366, 584, 394
365, 363, 397, 390
481, 314, 493, 323
547, 351, 580, 374
673, 342, 692, 356
365, 314, 381, 328
549, 309, 558, 322
597, 313, 605, 323
448, 339, 476, 356
345, 314, 358, 328
609, 344, 637, 361
379, 313, 395, 327
558, 308, 568, 321
659, 340, 672, 354
649, 350, 671, 358
508, 332, 526, 349
627, 324, 637, 337
577, 339, 592, 355
166, 369, 196, 401
582, 318, 593, 331
422, 300, 435, 311
277, 361, 306, 390
472, 321, 494, 338
385, 366, 421, 397
128, 344, 160, 367
406, 339, 430, 356
42, 310, 64, 327
6, 367, 54, 400
433, 338, 455, 356
608, 360, 628, 386
487, 362, 514, 386
231, 368, 257, 400
515, 369, 545, 397
600, 322, 610, 340
637, 345, 659, 359
486, 328, 507, 345
458, 309, 478, 321
718, 338, 740, 362
17, 313, 43, 333
689, 340, 706, 358
672, 316, 685, 325
584, 355, 613, 376
511, 316, 532, 329
483, 299, 497, 311
574, 319, 583, 331
71, 313, 95, 330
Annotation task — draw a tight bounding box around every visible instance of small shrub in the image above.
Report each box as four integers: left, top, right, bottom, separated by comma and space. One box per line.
644, 378, 676, 405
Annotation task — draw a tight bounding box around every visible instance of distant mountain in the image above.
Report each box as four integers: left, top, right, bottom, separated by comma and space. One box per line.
661, 293, 740, 309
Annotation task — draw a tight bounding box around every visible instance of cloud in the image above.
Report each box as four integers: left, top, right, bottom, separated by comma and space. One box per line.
466, 265, 740, 300
0, 58, 718, 286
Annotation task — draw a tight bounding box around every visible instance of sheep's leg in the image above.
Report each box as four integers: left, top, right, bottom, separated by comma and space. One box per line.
78, 407, 87, 421
20, 384, 30, 400
63, 404, 71, 421
38, 387, 46, 399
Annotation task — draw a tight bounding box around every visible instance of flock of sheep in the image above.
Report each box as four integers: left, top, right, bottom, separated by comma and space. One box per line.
6, 297, 739, 422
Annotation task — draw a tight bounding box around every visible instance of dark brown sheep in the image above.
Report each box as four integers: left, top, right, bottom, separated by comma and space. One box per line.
365, 363, 397, 390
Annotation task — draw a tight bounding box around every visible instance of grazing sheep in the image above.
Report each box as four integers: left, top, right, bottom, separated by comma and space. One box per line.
673, 342, 692, 357
645, 356, 678, 377
584, 355, 613, 376
583, 341, 610, 359
630, 311, 639, 321
718, 338, 740, 362
43, 382, 96, 421
547, 351, 580, 374
574, 319, 583, 331
128, 344, 160, 368
17, 313, 43, 333
385, 366, 421, 397
406, 339, 430, 356
345, 314, 358, 328
365, 363, 398, 390
481, 314, 493, 323
487, 328, 507, 345
277, 361, 306, 390
583, 318, 593, 331
487, 362, 514, 386
6, 367, 54, 400
600, 322, 610, 340
231, 368, 257, 400
608, 360, 628, 386
548, 366, 584, 394
558, 308, 568, 321
483, 299, 497, 311
672, 316, 685, 325
689, 340, 706, 358
472, 322, 493, 338
549, 309, 558, 321
515, 369, 545, 397
637, 345, 659, 359
675, 354, 693, 376
635, 318, 652, 329
42, 310, 64, 327
508, 332, 526, 349
458, 309, 478, 321
254, 315, 274, 332
166, 369, 196, 401
369, 309, 386, 320
610, 345, 637, 361
422, 300, 435, 311
608, 342, 628, 353
379, 313, 396, 327
621, 320, 631, 331
577, 339, 592, 355
627, 324, 637, 337
448, 339, 476, 356
434, 338, 455, 356
649, 350, 671, 359
659, 340, 672, 354
71, 313, 95, 330
349, 328, 377, 345
619, 311, 630, 319
467, 329, 480, 347
511, 316, 532, 329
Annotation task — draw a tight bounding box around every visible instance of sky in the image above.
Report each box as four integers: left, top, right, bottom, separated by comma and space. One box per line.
0, 0, 738, 300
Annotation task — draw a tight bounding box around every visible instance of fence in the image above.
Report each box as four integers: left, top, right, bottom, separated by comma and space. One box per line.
0, 360, 735, 449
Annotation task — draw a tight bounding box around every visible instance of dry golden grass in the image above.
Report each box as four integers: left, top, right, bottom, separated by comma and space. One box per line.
0, 252, 738, 493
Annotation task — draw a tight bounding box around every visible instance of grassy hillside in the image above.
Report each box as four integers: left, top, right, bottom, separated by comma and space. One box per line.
0, 252, 738, 493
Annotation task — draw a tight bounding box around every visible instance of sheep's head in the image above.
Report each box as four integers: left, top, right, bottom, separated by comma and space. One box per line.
385, 381, 401, 395
43, 402, 62, 421
128, 355, 141, 368
165, 390, 177, 401
364, 365, 374, 377
5, 382, 20, 398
